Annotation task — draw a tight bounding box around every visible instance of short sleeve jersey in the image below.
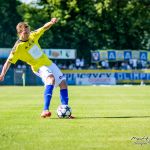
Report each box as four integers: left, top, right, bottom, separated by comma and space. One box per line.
8, 27, 52, 72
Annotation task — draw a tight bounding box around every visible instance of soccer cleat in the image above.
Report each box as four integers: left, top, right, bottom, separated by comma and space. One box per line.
41, 110, 51, 118
68, 115, 75, 119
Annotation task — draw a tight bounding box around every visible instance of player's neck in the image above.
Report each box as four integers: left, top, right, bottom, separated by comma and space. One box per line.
19, 34, 29, 42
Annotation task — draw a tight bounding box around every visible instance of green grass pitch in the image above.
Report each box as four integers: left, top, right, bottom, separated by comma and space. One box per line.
0, 86, 150, 150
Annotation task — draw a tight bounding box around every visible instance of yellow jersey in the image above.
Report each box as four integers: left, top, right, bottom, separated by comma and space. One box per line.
8, 27, 52, 72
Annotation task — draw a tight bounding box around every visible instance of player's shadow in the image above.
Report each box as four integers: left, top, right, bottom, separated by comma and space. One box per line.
50, 116, 150, 119
75, 116, 150, 119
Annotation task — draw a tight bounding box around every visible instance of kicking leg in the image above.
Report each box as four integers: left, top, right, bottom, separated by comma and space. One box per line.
59, 80, 68, 105
59, 80, 74, 119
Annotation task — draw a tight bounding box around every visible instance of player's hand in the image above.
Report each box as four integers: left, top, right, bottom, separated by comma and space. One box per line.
51, 18, 58, 24
0, 74, 4, 81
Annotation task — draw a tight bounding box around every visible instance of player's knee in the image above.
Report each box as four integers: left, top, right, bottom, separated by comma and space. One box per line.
59, 80, 67, 89
46, 74, 55, 85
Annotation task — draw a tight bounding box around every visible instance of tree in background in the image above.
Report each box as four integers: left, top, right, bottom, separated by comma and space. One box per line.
109, 0, 150, 50
0, 0, 22, 47
0, 0, 149, 61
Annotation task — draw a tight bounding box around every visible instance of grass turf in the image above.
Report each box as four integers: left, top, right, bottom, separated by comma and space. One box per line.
0, 86, 150, 150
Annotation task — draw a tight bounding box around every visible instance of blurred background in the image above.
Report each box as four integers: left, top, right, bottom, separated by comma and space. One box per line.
0, 0, 150, 85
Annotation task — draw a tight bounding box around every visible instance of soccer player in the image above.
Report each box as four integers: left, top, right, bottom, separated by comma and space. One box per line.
0, 18, 74, 119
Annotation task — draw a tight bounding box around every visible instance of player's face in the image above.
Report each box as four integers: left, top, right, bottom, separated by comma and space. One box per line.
19, 25, 30, 41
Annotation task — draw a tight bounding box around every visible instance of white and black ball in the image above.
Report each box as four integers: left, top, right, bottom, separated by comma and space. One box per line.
57, 105, 72, 118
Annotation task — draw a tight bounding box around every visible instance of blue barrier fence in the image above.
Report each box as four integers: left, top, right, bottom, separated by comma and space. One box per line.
0, 68, 150, 85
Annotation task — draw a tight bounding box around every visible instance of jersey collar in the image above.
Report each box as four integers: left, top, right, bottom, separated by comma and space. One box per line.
19, 39, 29, 42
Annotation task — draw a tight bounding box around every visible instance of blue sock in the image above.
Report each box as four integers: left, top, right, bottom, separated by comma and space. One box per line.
44, 85, 54, 110
60, 89, 69, 105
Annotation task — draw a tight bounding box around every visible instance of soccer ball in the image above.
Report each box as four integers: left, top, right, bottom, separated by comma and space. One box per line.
57, 105, 72, 118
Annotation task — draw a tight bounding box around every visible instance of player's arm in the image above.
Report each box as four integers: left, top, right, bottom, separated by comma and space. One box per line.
0, 60, 11, 81
43, 18, 58, 30
31, 18, 58, 39
0, 41, 20, 81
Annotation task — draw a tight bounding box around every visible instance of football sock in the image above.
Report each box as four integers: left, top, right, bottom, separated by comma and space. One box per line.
60, 89, 69, 105
44, 85, 54, 110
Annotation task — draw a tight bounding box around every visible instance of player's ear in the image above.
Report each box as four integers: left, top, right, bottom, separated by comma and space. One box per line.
17, 32, 20, 37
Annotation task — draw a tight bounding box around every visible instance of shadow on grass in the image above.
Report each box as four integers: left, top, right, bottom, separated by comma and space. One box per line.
49, 116, 150, 119
75, 116, 150, 119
